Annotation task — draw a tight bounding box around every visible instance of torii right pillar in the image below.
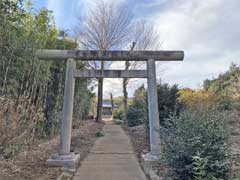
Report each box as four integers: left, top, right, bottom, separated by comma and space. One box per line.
146, 58, 161, 160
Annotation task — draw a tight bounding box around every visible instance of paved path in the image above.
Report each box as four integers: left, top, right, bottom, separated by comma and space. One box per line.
73, 123, 147, 180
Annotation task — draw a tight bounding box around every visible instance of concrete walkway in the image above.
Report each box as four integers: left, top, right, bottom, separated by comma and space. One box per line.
73, 123, 147, 180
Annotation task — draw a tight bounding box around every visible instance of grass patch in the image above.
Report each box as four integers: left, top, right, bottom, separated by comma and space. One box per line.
95, 130, 105, 137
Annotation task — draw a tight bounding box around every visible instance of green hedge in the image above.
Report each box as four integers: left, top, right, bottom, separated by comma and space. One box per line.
160, 108, 230, 180
113, 107, 124, 120
126, 85, 147, 127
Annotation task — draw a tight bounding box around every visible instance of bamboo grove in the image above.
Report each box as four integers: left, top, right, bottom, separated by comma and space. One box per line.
0, 0, 95, 157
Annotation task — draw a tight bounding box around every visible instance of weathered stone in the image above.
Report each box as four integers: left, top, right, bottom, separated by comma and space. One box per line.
47, 153, 80, 171
59, 58, 76, 155
147, 59, 161, 155
36, 49, 184, 61
75, 69, 147, 78
141, 153, 162, 180
57, 171, 73, 180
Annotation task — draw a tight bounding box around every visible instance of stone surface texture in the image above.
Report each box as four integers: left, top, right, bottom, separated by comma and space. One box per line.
59, 58, 76, 155
73, 124, 147, 180
147, 59, 161, 155
75, 69, 147, 78
36, 49, 184, 61
46, 153, 80, 171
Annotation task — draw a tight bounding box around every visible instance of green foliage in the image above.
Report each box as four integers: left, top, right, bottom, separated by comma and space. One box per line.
178, 88, 216, 110
193, 154, 209, 180
126, 85, 147, 127
113, 107, 124, 120
0, 1, 96, 157
95, 130, 105, 137
160, 109, 230, 180
126, 82, 181, 127
203, 63, 240, 110
74, 79, 96, 121
157, 83, 181, 125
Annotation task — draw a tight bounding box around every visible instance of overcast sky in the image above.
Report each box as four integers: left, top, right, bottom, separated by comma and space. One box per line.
35, 0, 240, 97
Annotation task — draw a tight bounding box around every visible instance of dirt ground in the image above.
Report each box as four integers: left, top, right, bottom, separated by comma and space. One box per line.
0, 120, 103, 180
122, 125, 150, 160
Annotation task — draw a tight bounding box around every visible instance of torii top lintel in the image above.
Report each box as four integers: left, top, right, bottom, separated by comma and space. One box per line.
36, 49, 184, 61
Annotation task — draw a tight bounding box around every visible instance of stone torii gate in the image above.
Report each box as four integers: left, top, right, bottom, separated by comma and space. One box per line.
36, 49, 184, 169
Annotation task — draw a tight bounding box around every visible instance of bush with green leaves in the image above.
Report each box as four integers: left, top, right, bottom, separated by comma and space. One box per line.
203, 63, 240, 111
126, 105, 147, 126
157, 83, 182, 125
113, 107, 124, 120
160, 108, 230, 180
126, 85, 147, 127
126, 83, 181, 127
95, 130, 105, 137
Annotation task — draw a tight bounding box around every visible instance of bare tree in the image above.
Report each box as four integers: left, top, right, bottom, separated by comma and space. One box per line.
123, 42, 135, 122
76, 1, 132, 122
123, 20, 162, 122
133, 20, 161, 51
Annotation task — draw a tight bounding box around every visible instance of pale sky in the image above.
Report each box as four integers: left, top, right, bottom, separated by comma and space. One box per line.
35, 0, 240, 97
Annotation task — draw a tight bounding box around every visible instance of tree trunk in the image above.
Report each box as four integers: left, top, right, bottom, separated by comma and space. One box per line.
123, 42, 136, 123
110, 93, 114, 114
96, 78, 103, 122
96, 61, 104, 122
123, 77, 128, 123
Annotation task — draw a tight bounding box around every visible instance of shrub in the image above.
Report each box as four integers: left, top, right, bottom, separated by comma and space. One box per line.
113, 107, 124, 120
160, 108, 230, 180
126, 106, 146, 127
95, 130, 105, 137
157, 83, 182, 125
126, 85, 147, 127
178, 88, 216, 111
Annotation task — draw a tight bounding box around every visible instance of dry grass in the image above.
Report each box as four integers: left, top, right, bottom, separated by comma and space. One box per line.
0, 98, 45, 158
0, 119, 103, 180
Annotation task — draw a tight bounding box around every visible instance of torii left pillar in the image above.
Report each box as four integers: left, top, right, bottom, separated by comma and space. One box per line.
46, 58, 80, 170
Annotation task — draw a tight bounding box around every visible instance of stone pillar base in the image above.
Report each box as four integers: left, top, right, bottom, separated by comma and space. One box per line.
142, 152, 160, 162
46, 153, 80, 171
141, 152, 161, 180
57, 171, 73, 180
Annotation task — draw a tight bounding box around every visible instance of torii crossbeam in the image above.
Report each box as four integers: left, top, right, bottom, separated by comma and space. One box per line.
36, 49, 184, 61
36, 49, 184, 169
